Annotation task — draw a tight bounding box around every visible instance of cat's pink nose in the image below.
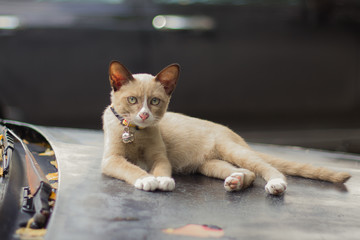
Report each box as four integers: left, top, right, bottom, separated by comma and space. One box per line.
139, 112, 149, 120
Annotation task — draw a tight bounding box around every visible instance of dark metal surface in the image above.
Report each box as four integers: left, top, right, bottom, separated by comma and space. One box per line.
0, 141, 57, 240
0, 148, 25, 240
25, 125, 360, 240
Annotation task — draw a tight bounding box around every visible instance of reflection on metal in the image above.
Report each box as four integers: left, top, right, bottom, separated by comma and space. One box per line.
0, 15, 20, 30
152, 15, 215, 31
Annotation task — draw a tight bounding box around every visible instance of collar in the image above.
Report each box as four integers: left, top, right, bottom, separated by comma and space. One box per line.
110, 106, 144, 130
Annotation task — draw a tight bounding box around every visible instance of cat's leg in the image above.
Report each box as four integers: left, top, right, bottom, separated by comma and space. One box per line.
198, 159, 256, 192
218, 144, 287, 195
102, 155, 158, 191
148, 153, 175, 191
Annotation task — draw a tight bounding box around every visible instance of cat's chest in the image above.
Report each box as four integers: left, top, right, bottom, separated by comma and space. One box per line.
124, 141, 142, 156
115, 126, 164, 171
123, 143, 148, 170
122, 133, 151, 170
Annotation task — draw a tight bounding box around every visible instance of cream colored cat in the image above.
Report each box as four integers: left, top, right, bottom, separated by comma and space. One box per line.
102, 61, 351, 195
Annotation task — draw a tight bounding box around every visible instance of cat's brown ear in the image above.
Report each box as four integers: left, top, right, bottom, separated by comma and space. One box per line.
109, 61, 134, 91
155, 63, 180, 95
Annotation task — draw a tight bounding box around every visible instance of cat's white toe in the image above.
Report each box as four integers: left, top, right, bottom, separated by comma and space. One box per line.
134, 176, 158, 191
156, 177, 175, 191
224, 173, 244, 192
265, 178, 287, 195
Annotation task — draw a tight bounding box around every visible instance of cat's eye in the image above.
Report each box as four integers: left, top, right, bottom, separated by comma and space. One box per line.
150, 97, 160, 106
127, 96, 138, 104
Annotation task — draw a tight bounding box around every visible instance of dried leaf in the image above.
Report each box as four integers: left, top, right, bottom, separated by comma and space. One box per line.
15, 228, 46, 240
39, 148, 54, 156
51, 182, 58, 189
46, 172, 58, 181
49, 191, 57, 200
49, 200, 55, 208
50, 160, 58, 169
15, 218, 47, 240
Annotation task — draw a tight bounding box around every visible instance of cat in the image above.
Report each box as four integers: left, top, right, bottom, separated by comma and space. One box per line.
101, 61, 351, 195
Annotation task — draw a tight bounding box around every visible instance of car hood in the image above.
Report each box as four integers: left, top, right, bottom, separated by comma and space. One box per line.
5, 120, 360, 239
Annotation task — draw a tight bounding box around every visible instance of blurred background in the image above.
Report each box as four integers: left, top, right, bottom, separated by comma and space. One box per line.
0, 0, 359, 153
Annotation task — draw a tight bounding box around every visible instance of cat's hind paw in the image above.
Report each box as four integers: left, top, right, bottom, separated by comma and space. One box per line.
265, 178, 287, 195
224, 173, 244, 192
156, 177, 175, 191
134, 176, 158, 191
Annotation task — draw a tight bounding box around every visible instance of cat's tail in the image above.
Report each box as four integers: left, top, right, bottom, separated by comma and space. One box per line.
256, 152, 351, 183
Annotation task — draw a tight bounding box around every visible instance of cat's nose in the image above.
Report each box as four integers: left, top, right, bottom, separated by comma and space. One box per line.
139, 112, 149, 120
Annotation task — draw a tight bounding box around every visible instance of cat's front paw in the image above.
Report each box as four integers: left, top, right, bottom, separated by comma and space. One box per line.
156, 177, 175, 191
265, 178, 287, 195
224, 173, 244, 192
134, 176, 158, 191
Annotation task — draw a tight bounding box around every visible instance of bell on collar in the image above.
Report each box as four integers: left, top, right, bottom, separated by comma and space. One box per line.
122, 127, 134, 144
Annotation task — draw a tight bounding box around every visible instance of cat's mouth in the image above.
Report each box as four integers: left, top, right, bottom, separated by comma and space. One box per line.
133, 119, 155, 128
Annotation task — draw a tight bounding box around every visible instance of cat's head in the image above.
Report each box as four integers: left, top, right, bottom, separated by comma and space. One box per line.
108, 61, 180, 128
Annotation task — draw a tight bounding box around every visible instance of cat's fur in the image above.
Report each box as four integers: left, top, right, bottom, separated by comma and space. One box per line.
102, 61, 351, 195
